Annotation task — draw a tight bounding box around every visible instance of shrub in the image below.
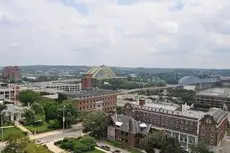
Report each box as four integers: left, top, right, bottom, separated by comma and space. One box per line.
48, 119, 60, 128
73, 142, 89, 153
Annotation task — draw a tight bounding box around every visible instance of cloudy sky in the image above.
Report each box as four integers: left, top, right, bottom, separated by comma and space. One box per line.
0, 0, 230, 68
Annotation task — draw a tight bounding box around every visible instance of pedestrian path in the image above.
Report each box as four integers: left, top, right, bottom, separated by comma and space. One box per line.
15, 122, 31, 134
46, 141, 66, 153
0, 126, 14, 129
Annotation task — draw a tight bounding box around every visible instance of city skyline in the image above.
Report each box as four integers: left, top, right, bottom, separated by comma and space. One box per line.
1, 0, 230, 68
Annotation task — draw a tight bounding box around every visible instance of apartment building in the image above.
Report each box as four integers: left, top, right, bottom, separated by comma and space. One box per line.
58, 89, 117, 112
119, 100, 227, 152
195, 88, 230, 110
0, 82, 20, 102
2, 66, 22, 82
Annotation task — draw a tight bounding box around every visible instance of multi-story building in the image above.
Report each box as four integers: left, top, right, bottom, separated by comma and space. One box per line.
195, 88, 230, 110
32, 82, 81, 92
2, 66, 22, 82
58, 89, 117, 112
0, 82, 20, 103
117, 100, 228, 152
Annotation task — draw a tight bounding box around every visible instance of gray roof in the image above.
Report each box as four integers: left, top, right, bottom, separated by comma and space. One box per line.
2, 104, 24, 114
111, 114, 151, 135
58, 89, 117, 98
208, 108, 228, 123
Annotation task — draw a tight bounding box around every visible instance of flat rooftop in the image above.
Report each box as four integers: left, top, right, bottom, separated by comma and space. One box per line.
33, 82, 80, 87
144, 102, 179, 111
196, 88, 230, 98
59, 89, 117, 98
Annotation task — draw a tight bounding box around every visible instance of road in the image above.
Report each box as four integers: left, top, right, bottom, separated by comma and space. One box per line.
36, 129, 82, 144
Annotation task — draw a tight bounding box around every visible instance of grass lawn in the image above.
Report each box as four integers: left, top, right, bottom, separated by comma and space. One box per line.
0, 126, 26, 141
26, 121, 53, 133
105, 140, 142, 153
227, 127, 230, 136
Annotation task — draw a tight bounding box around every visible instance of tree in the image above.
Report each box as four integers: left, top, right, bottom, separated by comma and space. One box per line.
24, 109, 35, 124
0, 104, 7, 112
82, 111, 109, 138
116, 106, 124, 114
31, 102, 44, 115
140, 132, 186, 153
2, 133, 30, 153
190, 143, 214, 153
18, 90, 41, 106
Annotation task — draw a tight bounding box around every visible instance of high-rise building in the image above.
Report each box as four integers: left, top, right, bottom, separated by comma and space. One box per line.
2, 66, 22, 82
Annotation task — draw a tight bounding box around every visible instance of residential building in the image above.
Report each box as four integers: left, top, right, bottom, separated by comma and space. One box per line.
2, 104, 24, 123
0, 82, 20, 103
121, 100, 228, 152
108, 114, 151, 147
195, 88, 230, 110
2, 66, 22, 82
58, 89, 117, 112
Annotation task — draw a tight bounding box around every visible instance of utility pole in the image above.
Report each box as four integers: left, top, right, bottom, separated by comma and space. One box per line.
63, 105, 65, 131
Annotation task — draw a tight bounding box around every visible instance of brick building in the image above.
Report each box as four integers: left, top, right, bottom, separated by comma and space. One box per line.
195, 88, 230, 110
119, 101, 228, 152
2, 66, 22, 82
58, 89, 117, 112
107, 114, 151, 147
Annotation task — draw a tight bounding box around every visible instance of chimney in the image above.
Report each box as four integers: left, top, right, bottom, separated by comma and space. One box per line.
139, 98, 145, 107
82, 74, 93, 90
129, 118, 132, 133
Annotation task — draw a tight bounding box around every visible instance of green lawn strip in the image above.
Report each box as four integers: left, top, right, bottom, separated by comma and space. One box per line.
25, 121, 54, 133
0, 126, 26, 141
105, 140, 142, 153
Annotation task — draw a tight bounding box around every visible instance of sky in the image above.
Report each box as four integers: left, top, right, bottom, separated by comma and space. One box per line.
0, 0, 230, 68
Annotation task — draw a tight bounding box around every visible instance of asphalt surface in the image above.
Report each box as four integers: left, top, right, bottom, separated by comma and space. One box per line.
36, 129, 83, 144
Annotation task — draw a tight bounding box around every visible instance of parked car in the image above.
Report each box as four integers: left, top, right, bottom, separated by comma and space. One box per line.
100, 145, 110, 151
113, 150, 121, 153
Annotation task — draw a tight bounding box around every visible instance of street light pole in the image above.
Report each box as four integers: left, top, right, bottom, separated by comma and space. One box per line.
1, 113, 3, 141
63, 105, 65, 132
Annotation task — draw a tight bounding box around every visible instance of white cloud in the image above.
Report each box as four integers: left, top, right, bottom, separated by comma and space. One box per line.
0, 0, 230, 68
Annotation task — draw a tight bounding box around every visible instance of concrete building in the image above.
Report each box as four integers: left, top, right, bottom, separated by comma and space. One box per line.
58, 89, 117, 112
195, 88, 230, 110
32, 82, 81, 92
0, 82, 20, 103
2, 66, 22, 82
121, 100, 227, 152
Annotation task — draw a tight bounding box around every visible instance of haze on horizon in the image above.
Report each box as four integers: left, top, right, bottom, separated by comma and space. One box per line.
0, 0, 230, 69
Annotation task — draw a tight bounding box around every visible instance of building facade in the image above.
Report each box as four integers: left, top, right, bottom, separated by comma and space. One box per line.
195, 88, 230, 110
33, 82, 81, 92
0, 82, 20, 103
58, 89, 117, 112
2, 66, 22, 82
122, 101, 228, 152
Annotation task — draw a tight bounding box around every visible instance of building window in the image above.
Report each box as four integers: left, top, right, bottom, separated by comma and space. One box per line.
211, 127, 215, 131
210, 139, 214, 145
201, 131, 205, 136
121, 131, 124, 135
125, 139, 128, 143
211, 133, 214, 137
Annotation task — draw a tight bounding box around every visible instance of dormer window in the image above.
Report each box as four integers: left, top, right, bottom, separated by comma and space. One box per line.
206, 118, 212, 124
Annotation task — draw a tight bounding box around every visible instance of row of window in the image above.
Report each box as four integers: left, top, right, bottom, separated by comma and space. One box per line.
79, 97, 116, 104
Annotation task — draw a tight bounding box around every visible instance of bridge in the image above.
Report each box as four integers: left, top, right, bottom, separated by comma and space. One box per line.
118, 85, 180, 94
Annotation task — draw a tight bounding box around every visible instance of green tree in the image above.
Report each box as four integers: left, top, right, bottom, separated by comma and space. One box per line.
31, 102, 44, 115
24, 109, 35, 124
18, 90, 41, 106
116, 106, 124, 114
190, 143, 214, 153
0, 104, 7, 112
2, 133, 30, 153
82, 111, 109, 138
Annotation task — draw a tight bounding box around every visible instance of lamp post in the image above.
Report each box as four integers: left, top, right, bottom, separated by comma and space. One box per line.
63, 105, 65, 131
1, 113, 3, 141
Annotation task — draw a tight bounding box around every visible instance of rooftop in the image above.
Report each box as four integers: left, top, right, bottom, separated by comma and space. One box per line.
196, 88, 230, 98
58, 89, 117, 98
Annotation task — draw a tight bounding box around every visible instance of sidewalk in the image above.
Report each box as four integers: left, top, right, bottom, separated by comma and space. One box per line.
46, 141, 66, 153
15, 122, 32, 134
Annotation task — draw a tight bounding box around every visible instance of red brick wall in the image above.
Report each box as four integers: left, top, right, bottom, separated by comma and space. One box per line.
82, 74, 93, 90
